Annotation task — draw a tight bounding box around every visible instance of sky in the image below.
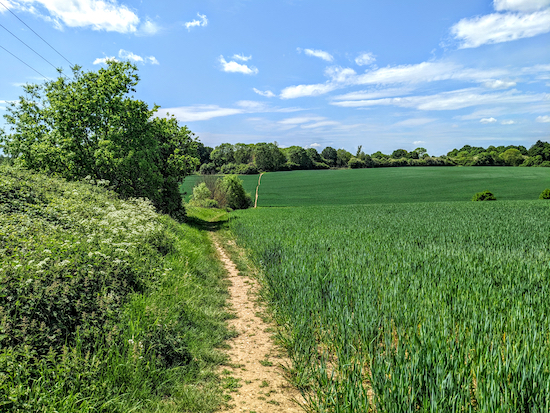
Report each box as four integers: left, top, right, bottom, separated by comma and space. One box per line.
1, 0, 549, 156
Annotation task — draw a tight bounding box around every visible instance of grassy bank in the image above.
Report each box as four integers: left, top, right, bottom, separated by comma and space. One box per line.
0, 166, 234, 412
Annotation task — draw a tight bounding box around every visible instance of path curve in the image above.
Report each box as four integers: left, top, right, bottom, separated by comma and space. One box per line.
212, 235, 304, 412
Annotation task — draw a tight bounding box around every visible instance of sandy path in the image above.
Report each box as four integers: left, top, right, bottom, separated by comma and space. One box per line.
213, 235, 304, 413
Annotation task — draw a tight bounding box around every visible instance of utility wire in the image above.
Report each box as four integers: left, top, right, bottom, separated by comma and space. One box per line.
0, 0, 73, 66
0, 23, 59, 71
0, 44, 48, 79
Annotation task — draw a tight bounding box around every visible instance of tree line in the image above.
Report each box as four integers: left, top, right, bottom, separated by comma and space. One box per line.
195, 141, 550, 174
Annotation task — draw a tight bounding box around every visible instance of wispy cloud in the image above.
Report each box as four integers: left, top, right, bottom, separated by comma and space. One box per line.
331, 88, 548, 111
219, 55, 258, 75
333, 87, 414, 101
280, 83, 337, 99
451, 9, 550, 48
161, 101, 302, 122
483, 79, 517, 89
480, 117, 498, 123
185, 13, 207, 31
93, 56, 117, 65
355, 52, 376, 66
299, 48, 334, 62
393, 118, 436, 127
253, 88, 276, 98
536, 115, 550, 122
233, 54, 252, 61
501, 120, 516, 124
11, 0, 141, 33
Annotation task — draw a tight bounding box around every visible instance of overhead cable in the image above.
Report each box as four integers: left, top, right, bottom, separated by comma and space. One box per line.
0, 44, 48, 79
0, 0, 73, 66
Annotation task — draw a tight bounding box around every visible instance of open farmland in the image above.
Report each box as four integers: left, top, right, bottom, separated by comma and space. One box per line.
182, 167, 550, 206
229, 201, 550, 411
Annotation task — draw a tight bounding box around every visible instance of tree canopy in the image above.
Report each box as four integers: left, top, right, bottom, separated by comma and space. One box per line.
0, 61, 199, 219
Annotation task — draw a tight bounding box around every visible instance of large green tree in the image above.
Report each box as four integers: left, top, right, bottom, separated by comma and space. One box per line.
0, 61, 198, 218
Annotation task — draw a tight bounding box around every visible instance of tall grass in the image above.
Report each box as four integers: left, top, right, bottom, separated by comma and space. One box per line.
0, 166, 233, 412
229, 202, 550, 412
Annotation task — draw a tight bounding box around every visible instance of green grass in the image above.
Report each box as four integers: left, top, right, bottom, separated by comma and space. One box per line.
229, 201, 550, 412
182, 167, 550, 206
0, 167, 234, 412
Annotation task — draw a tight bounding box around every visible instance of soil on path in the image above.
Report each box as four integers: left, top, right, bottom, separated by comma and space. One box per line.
213, 235, 304, 413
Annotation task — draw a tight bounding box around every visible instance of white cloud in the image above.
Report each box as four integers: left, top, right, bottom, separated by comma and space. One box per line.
93, 56, 117, 65
253, 88, 276, 98
219, 55, 258, 75
451, 9, 550, 48
280, 83, 337, 99
14, 0, 140, 33
147, 56, 159, 65
303, 48, 334, 62
413, 141, 426, 145
483, 79, 517, 89
355, 52, 376, 66
307, 143, 322, 148
233, 54, 252, 62
536, 115, 550, 122
139, 19, 159, 36
394, 118, 436, 127
119, 49, 143, 63
325, 66, 357, 83
480, 117, 498, 123
332, 88, 548, 111
501, 120, 516, 124
185, 13, 207, 31
494, 0, 550, 12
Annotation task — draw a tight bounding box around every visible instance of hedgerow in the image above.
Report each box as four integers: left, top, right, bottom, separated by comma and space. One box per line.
0, 166, 232, 412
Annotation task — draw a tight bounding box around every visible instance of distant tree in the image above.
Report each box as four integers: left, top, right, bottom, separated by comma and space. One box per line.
336, 148, 352, 167
413, 147, 428, 158
306, 147, 322, 163
196, 142, 213, 165
528, 140, 550, 161
254, 142, 285, 171
371, 151, 389, 159
501, 148, 524, 166
286, 146, 313, 169
391, 149, 409, 159
0, 61, 198, 218
234, 143, 254, 164
210, 143, 235, 167
321, 146, 338, 166
348, 157, 365, 169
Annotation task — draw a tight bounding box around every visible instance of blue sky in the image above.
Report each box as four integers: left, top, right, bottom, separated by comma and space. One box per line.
1, 0, 549, 156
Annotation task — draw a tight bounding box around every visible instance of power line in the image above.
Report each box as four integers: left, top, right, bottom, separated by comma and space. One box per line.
0, 0, 73, 66
0, 23, 59, 71
0, 44, 48, 79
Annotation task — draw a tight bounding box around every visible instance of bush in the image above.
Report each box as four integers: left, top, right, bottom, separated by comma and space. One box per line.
348, 157, 366, 169
472, 190, 497, 201
218, 175, 252, 210
188, 182, 219, 208
220, 162, 238, 174
199, 162, 218, 175
235, 163, 259, 174
540, 189, 550, 199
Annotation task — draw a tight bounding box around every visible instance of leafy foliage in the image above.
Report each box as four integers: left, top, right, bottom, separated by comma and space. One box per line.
540, 188, 550, 199
472, 190, 497, 201
189, 175, 251, 210
0, 166, 232, 412
0, 61, 199, 218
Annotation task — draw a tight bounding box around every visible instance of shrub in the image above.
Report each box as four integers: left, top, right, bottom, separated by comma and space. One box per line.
188, 182, 219, 208
540, 189, 550, 199
199, 162, 218, 175
472, 190, 496, 201
348, 157, 366, 169
235, 163, 259, 174
220, 162, 238, 174
218, 175, 252, 210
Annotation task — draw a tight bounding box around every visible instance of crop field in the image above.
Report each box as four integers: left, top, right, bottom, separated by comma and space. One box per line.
182, 167, 550, 206
229, 201, 550, 412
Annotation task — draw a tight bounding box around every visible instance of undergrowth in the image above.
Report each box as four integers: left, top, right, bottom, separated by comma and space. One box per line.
0, 166, 234, 412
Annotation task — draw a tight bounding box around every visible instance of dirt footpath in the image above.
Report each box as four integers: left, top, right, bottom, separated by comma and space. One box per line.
213, 236, 305, 413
